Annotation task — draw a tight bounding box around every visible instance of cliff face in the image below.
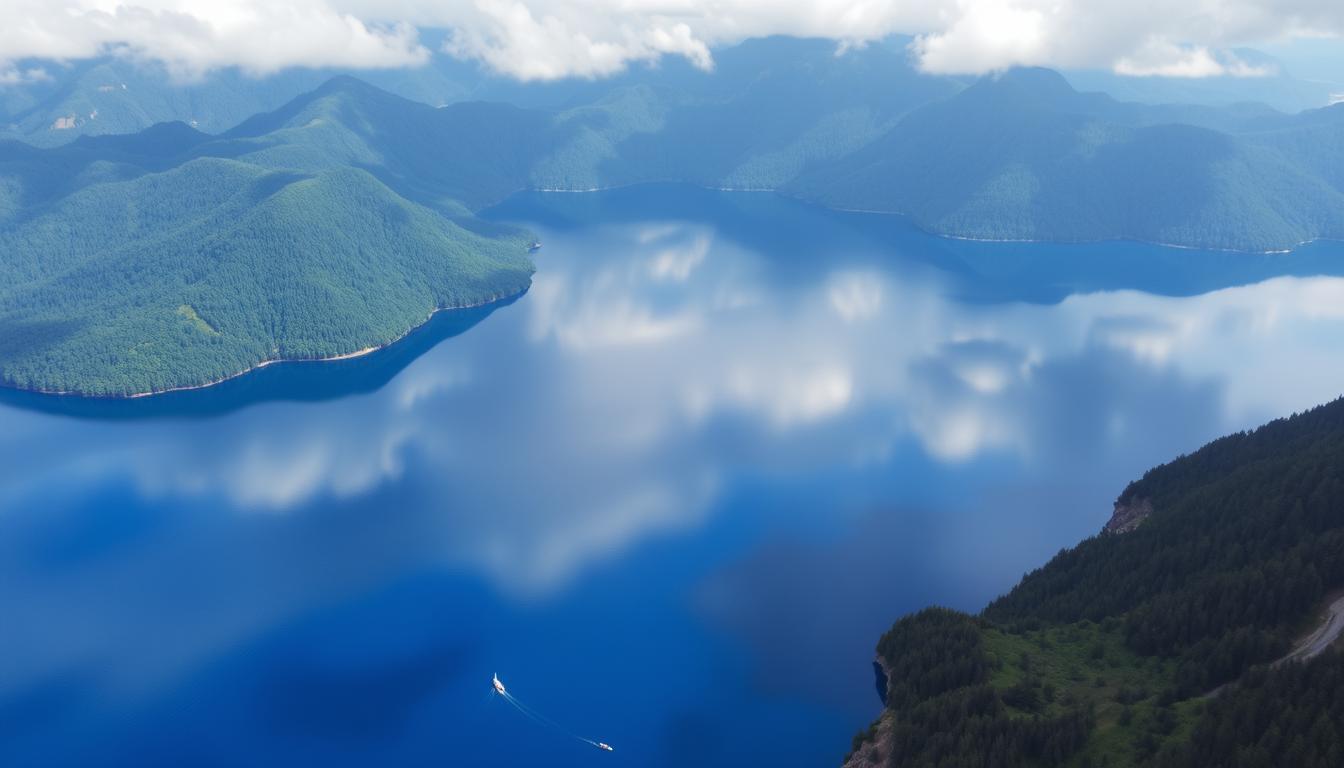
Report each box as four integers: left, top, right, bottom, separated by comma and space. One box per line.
1103, 496, 1152, 534
843, 656, 894, 768
873, 654, 891, 706
842, 711, 894, 768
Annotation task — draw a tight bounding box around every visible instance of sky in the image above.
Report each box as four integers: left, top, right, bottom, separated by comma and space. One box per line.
0, 0, 1341, 83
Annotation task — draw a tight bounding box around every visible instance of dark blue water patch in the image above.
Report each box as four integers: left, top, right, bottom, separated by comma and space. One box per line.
0, 294, 518, 421
873, 660, 888, 707
5, 185, 1344, 768
7, 484, 166, 572
938, 235, 1344, 304
0, 672, 101, 766
484, 184, 1344, 304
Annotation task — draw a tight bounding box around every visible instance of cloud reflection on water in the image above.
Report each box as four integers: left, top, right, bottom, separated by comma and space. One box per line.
4, 213, 1344, 719
9, 228, 1344, 584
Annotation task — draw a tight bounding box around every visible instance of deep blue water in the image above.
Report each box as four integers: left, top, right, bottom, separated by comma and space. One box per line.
5, 185, 1344, 767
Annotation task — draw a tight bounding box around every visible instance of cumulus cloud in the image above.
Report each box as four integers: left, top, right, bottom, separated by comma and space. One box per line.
1, 0, 1341, 81
0, 0, 429, 78
0, 66, 49, 85
913, 0, 1315, 77
439, 0, 713, 80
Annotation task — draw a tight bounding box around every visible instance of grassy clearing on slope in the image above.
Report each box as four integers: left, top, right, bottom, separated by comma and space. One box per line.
176, 305, 219, 336
985, 621, 1202, 767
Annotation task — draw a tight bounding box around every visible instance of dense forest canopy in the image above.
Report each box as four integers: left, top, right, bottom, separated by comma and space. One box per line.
845, 397, 1344, 768
0, 91, 535, 396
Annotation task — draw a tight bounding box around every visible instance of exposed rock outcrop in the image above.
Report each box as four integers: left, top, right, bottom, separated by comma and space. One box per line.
1103, 496, 1152, 534
842, 711, 894, 768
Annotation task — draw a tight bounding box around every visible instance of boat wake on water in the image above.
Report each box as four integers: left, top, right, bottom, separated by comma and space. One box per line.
491, 674, 614, 753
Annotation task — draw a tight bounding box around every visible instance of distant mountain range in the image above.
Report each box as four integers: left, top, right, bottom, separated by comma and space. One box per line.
5, 37, 1340, 148
4, 38, 1344, 394
796, 68, 1344, 250
193, 59, 1344, 252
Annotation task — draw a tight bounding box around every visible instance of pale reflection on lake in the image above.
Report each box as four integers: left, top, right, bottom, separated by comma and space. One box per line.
3, 186, 1344, 767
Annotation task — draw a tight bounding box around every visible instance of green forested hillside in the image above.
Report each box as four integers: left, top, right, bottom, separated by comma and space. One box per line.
845, 397, 1344, 768
0, 115, 533, 396
7, 58, 1344, 394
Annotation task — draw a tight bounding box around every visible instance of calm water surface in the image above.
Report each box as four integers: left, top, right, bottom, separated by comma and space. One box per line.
4, 186, 1344, 767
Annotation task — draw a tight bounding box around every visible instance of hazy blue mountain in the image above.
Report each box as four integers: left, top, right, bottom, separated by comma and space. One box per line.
6, 52, 1344, 394
1242, 103, 1344, 192
0, 50, 489, 148
0, 36, 959, 149
186, 40, 962, 204
792, 68, 1344, 250
561, 37, 963, 190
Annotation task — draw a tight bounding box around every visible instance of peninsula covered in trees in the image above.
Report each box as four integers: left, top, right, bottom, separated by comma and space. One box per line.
0, 84, 536, 396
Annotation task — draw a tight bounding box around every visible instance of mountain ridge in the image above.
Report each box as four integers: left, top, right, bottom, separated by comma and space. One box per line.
844, 396, 1344, 767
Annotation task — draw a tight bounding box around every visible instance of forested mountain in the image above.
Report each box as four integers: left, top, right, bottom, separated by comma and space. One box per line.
7, 47, 1344, 395
843, 397, 1344, 768
0, 37, 954, 149
7, 37, 1338, 149
0, 51, 485, 148
793, 68, 1344, 251
10, 39, 1344, 254
189, 62, 1344, 252
0, 98, 534, 396
193, 37, 961, 203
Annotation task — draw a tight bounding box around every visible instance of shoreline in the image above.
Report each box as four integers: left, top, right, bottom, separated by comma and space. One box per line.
10, 183, 1331, 401
503, 182, 1329, 256
6, 290, 525, 401
785, 197, 1323, 256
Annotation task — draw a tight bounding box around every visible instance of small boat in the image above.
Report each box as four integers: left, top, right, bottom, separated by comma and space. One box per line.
492, 673, 507, 695
597, 742, 614, 752
528, 240, 542, 252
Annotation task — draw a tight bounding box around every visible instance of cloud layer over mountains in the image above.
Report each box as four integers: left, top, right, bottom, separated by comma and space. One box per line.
0, 0, 1341, 82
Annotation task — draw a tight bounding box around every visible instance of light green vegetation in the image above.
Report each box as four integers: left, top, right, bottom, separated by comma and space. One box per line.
983, 622, 1202, 767
176, 305, 218, 336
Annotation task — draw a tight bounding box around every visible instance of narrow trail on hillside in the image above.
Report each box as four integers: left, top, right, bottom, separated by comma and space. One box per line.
1275, 592, 1344, 667
1201, 592, 1344, 700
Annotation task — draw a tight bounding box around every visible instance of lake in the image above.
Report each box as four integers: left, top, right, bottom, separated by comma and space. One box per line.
4, 185, 1344, 767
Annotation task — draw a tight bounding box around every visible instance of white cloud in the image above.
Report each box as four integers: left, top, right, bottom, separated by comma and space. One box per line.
1, 0, 1340, 81
0, 66, 49, 84
440, 0, 714, 80
1113, 41, 1272, 77
0, 0, 429, 79
910, 0, 1315, 77
827, 272, 884, 323
648, 235, 710, 282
